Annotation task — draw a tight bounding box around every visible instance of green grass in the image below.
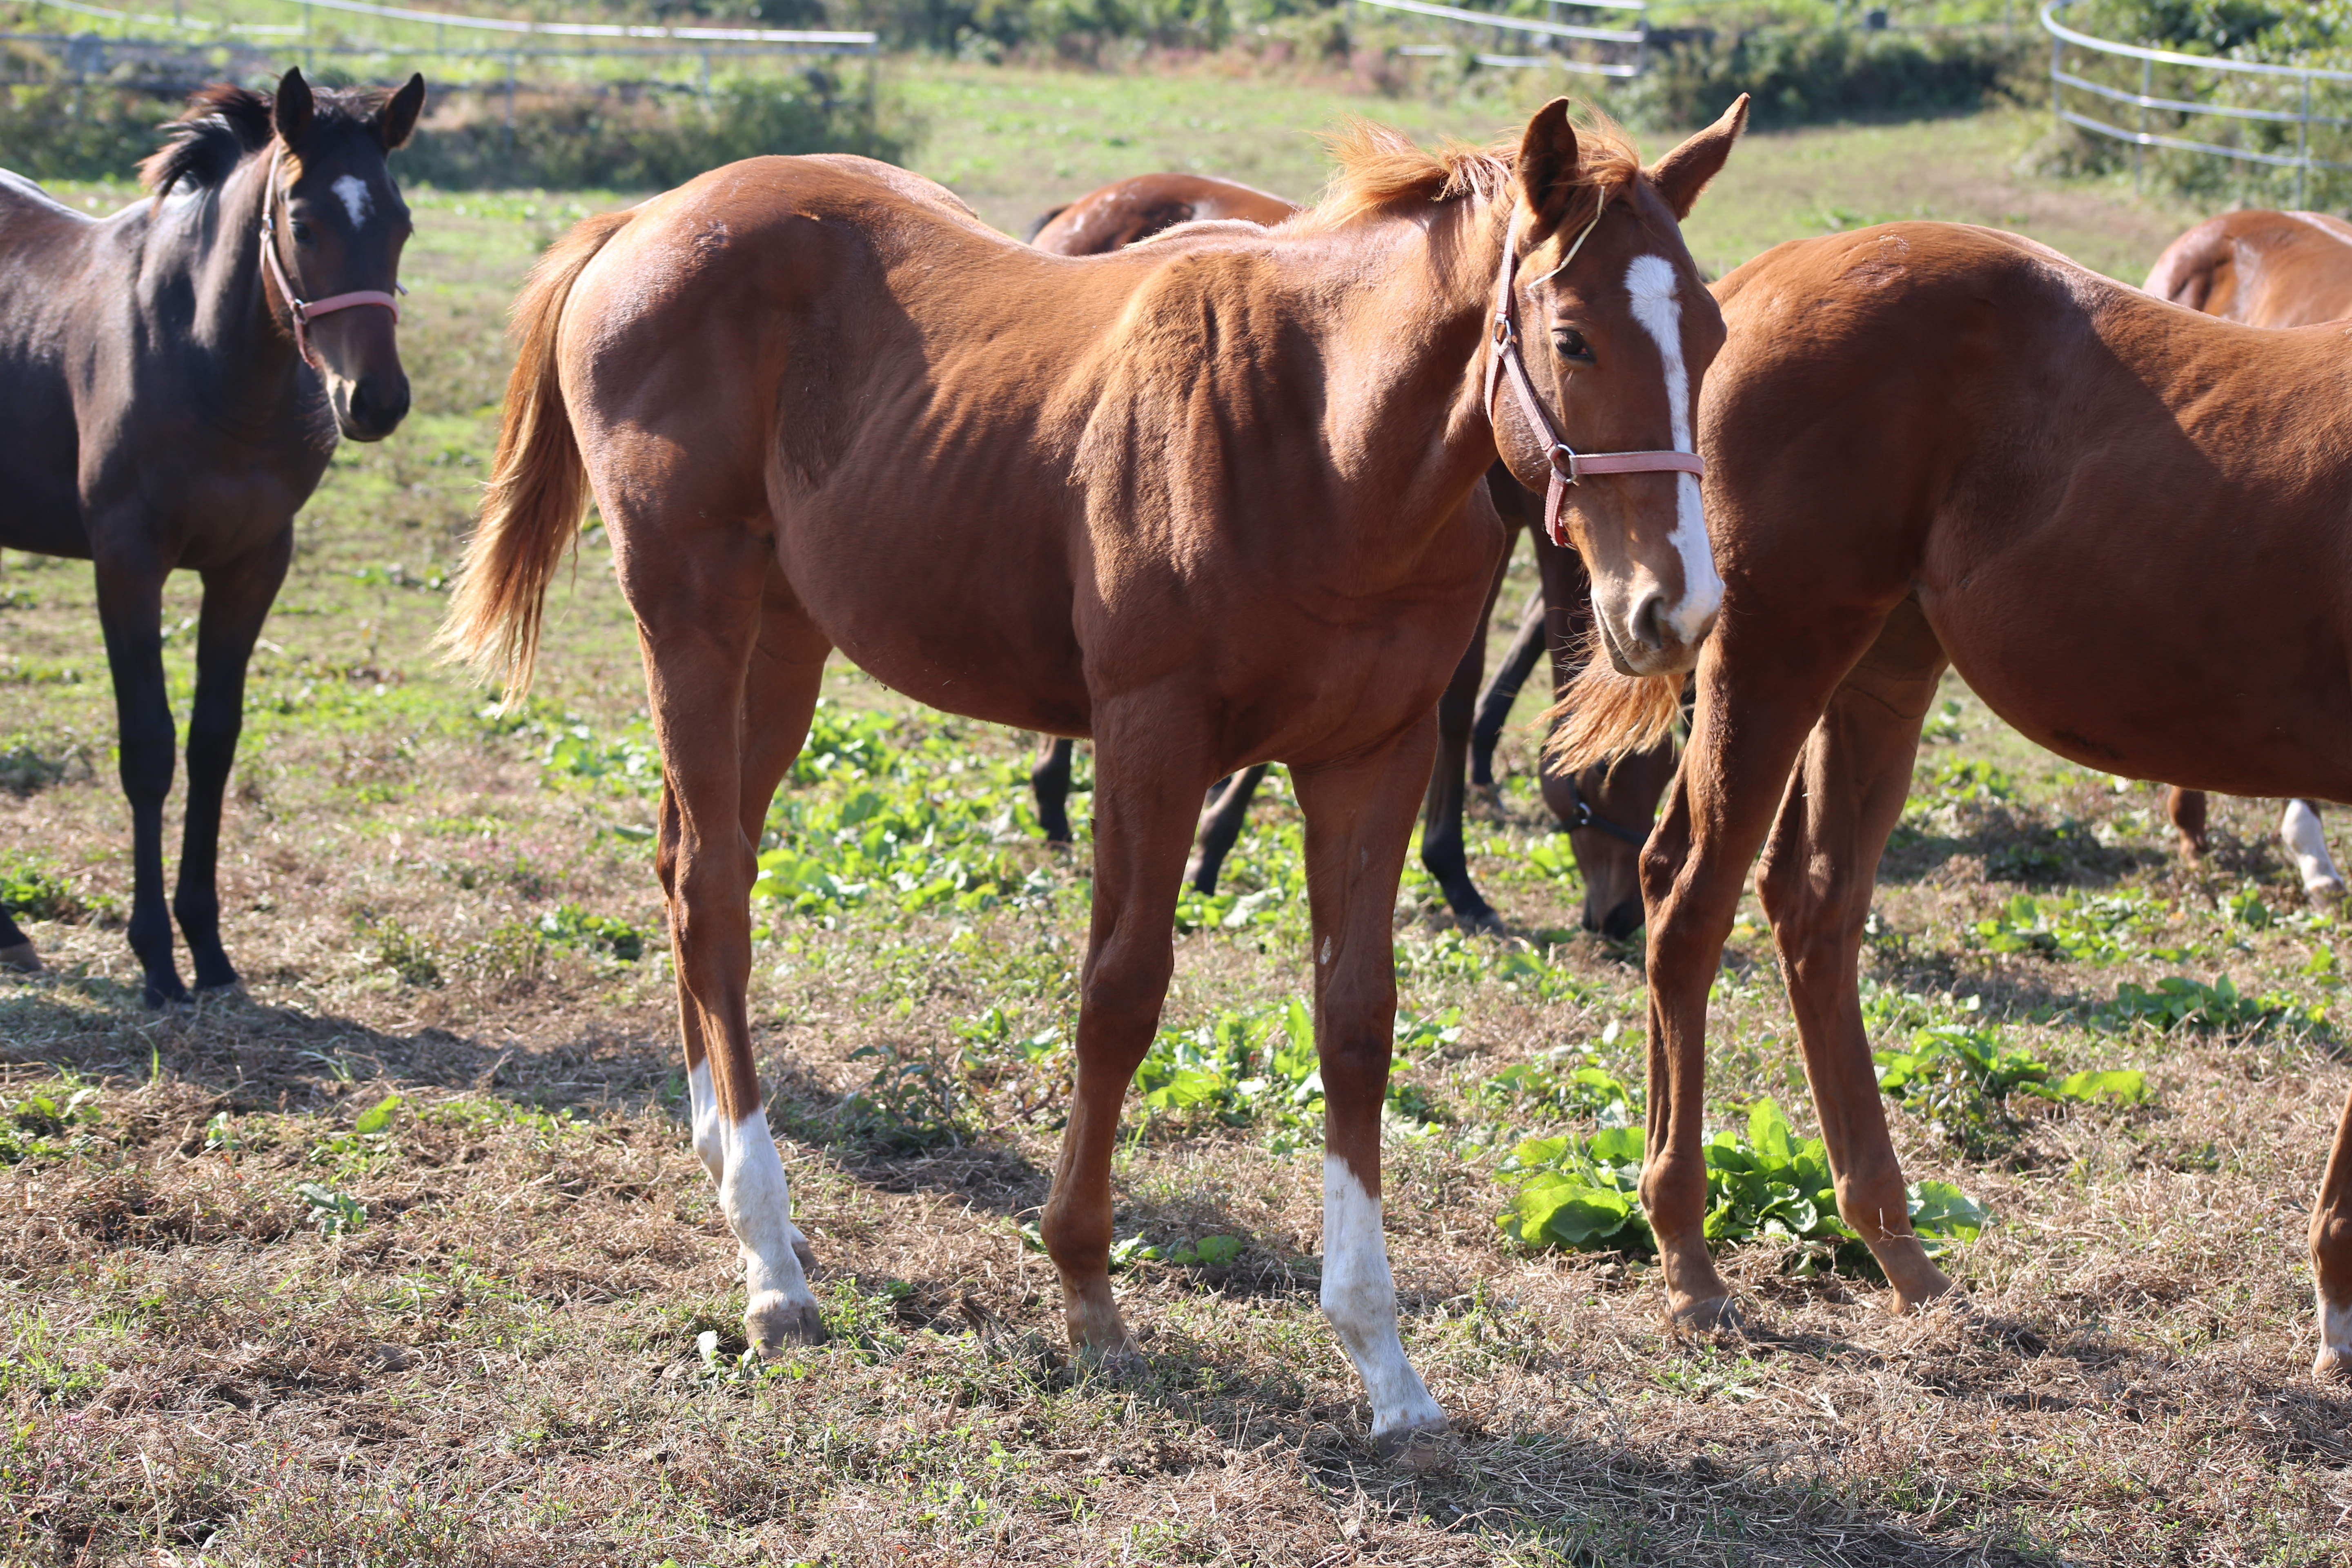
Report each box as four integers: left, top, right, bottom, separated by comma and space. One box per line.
0, 85, 2341, 1567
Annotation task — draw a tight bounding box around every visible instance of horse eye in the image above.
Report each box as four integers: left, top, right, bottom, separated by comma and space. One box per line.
290, 219, 314, 245
1553, 329, 1593, 364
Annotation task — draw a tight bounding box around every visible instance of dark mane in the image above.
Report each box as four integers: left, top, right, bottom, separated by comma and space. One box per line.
1297, 111, 1644, 233
138, 82, 390, 198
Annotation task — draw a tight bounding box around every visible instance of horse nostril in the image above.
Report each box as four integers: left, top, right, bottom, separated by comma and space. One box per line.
351, 377, 410, 431
1630, 592, 1668, 653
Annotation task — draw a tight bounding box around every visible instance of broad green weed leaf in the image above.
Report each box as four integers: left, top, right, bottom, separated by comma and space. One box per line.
352, 1094, 402, 1136
2056, 1069, 2148, 1105
1748, 1098, 1795, 1160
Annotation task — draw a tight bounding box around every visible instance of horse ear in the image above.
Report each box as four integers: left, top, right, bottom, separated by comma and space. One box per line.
274, 67, 314, 145
377, 74, 425, 151
1648, 95, 1749, 221
1514, 98, 1581, 233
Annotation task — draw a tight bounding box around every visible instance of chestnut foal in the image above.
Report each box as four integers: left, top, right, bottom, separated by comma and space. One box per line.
449, 100, 1746, 1439
1564, 220, 2352, 1380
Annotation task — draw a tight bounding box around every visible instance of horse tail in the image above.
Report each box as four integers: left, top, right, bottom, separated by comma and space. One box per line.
442, 207, 636, 698
1542, 656, 1686, 776
1023, 203, 1071, 244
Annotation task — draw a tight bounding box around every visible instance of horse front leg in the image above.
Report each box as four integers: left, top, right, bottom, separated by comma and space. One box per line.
1295, 718, 1448, 1447
1184, 764, 1267, 895
1038, 709, 1206, 1357
1640, 613, 1876, 1327
2312, 1087, 2352, 1379
174, 532, 293, 993
92, 552, 184, 1007
1753, 598, 1953, 1311
1031, 736, 1076, 846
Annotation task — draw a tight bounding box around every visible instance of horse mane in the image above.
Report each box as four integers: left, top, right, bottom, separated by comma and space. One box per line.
1298, 111, 1644, 232
139, 82, 392, 198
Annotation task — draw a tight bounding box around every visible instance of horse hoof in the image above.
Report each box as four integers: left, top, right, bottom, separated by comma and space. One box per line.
195, 979, 249, 1003
2314, 1343, 2352, 1383
0, 942, 42, 975
1671, 1294, 1743, 1332
746, 1290, 826, 1355
144, 980, 193, 1011
1374, 1416, 1451, 1463
2308, 878, 2347, 903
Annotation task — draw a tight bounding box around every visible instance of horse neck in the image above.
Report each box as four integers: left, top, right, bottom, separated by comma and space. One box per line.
155, 151, 309, 424
1299, 198, 1508, 540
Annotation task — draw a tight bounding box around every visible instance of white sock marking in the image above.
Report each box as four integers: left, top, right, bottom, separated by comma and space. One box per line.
1623, 255, 1722, 644
2283, 800, 2344, 894
332, 174, 373, 229
687, 1059, 725, 1184
722, 1107, 818, 1324
2317, 1283, 2352, 1377
1321, 1155, 1444, 1439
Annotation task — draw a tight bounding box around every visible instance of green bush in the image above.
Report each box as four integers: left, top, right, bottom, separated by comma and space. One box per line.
398, 72, 906, 190
1621, 26, 2033, 130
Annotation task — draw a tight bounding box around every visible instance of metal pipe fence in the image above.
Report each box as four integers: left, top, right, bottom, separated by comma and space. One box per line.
2042, 0, 2352, 206
1348, 0, 1648, 79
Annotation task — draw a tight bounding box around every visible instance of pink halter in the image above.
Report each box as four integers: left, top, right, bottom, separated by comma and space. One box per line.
259, 141, 401, 369
1483, 196, 1705, 548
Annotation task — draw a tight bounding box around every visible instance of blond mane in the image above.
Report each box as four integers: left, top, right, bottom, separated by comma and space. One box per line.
1297, 110, 1645, 232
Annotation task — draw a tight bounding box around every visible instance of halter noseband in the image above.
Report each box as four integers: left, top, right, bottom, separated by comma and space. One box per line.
1483, 194, 1706, 548
259, 141, 401, 370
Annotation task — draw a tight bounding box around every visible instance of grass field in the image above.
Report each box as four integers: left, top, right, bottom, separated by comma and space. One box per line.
3, 63, 2345, 1567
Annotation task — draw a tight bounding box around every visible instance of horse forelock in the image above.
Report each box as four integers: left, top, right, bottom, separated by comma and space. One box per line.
1298, 114, 1642, 233
139, 82, 397, 200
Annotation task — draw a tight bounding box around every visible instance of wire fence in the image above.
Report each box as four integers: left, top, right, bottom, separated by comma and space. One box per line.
2043, 0, 2352, 206
1347, 0, 1648, 78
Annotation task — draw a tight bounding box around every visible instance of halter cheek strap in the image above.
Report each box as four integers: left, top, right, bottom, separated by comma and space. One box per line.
260, 142, 401, 369
1484, 194, 1706, 548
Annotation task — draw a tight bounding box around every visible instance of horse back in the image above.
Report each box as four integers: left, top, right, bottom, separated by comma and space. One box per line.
2145, 209, 2352, 328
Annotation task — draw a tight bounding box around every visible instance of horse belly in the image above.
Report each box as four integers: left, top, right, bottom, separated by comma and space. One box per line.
1920, 509, 2352, 800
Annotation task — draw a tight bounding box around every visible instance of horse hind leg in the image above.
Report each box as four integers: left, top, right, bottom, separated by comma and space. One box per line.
1031, 736, 1076, 845
629, 510, 826, 1356
2312, 1086, 2352, 1379
1183, 764, 1267, 894
0, 902, 39, 973
1754, 597, 1955, 1312
2281, 800, 2344, 898
2166, 786, 2208, 860
1419, 560, 1503, 931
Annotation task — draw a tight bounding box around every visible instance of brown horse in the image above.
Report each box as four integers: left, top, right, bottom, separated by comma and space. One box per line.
0, 71, 423, 1004
447, 99, 1747, 1441
2145, 209, 2352, 898
1027, 172, 1680, 934
1564, 220, 2352, 1380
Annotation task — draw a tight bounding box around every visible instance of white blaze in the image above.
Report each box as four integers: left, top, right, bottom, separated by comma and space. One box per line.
1321, 1155, 1444, 1439
1623, 254, 1722, 644
332, 174, 373, 229
2282, 800, 2345, 895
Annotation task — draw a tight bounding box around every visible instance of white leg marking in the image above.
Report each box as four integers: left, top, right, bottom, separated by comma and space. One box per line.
2283, 800, 2345, 895
722, 1107, 821, 1351
1623, 254, 1722, 644
2316, 1283, 2352, 1379
687, 1060, 725, 1184
331, 174, 373, 229
1322, 1156, 1444, 1440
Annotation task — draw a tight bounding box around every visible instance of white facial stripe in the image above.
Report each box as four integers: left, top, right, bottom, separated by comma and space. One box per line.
2282, 800, 2344, 894
332, 174, 373, 229
1624, 254, 1721, 641
1321, 1156, 1444, 1439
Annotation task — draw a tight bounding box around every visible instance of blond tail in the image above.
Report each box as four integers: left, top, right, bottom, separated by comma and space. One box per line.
440, 208, 637, 699
1541, 646, 1685, 775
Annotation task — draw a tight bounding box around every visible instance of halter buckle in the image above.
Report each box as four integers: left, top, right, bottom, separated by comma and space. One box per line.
1550, 443, 1581, 486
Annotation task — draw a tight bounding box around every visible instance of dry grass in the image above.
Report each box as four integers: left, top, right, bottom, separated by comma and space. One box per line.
4, 129, 2350, 1568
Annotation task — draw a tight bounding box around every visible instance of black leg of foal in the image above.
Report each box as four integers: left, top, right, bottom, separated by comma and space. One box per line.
175, 537, 290, 992
92, 555, 185, 1007
1470, 591, 1546, 790
0, 903, 38, 971
1185, 764, 1269, 895
1032, 736, 1076, 846
1419, 591, 1501, 930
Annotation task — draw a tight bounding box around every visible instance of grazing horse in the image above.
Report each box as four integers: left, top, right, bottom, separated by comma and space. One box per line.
2143, 209, 2352, 898
446, 98, 1746, 1441
1027, 172, 1680, 934
1561, 220, 2352, 1380
0, 70, 423, 1004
